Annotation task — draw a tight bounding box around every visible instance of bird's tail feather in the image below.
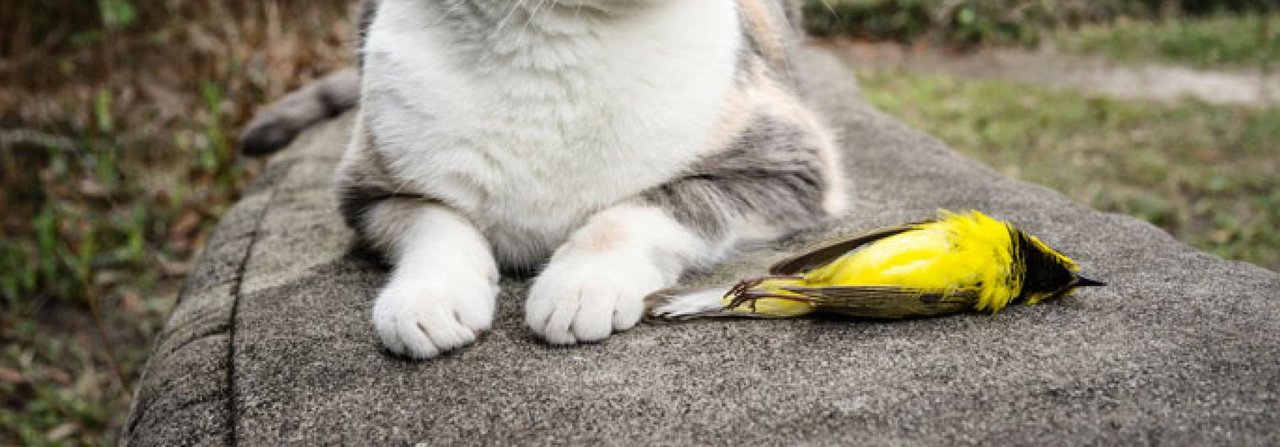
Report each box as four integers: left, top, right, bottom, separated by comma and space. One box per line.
645, 286, 745, 321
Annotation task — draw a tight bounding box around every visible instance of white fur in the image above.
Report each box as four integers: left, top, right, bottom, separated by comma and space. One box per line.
526, 204, 712, 343
372, 206, 499, 359
648, 287, 734, 319
362, 0, 743, 267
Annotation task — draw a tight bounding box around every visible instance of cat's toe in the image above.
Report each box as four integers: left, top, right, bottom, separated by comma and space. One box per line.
525, 253, 663, 344
572, 284, 618, 342
372, 280, 495, 359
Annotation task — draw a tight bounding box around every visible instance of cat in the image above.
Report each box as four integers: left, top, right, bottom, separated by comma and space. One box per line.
241, 0, 848, 359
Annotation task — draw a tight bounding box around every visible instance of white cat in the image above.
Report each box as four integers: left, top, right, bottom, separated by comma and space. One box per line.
242, 0, 847, 359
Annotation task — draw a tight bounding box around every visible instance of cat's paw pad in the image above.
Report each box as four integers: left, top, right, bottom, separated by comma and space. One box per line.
372, 278, 497, 359
525, 253, 664, 344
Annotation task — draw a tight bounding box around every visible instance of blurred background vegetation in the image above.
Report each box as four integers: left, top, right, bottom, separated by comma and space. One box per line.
1, 1, 352, 444
1, 0, 1276, 444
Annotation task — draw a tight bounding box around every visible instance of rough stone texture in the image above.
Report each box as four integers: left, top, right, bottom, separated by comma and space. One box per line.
123, 48, 1280, 446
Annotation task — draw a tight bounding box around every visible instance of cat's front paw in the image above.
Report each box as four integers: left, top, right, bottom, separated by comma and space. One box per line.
525, 252, 666, 344
372, 277, 497, 359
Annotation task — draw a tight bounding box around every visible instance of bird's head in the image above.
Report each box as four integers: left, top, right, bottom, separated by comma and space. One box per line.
1012, 231, 1104, 305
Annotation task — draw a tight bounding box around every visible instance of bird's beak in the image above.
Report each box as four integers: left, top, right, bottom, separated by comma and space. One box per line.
1074, 275, 1106, 287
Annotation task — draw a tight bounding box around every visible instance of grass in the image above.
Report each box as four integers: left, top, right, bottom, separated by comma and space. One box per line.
857, 70, 1280, 270
803, 1, 1278, 69
1058, 13, 1280, 68
1, 1, 350, 444
803, 0, 1150, 47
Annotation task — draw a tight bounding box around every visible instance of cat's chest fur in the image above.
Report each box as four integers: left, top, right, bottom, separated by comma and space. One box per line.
361, 0, 742, 265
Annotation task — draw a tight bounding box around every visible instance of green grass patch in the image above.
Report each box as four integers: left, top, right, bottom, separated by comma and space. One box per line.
805, 0, 1148, 47
858, 70, 1280, 270
1058, 14, 1280, 68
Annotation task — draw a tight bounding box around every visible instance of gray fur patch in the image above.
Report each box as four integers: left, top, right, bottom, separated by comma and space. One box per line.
642, 115, 830, 241
239, 69, 361, 156
781, 0, 804, 29
356, 0, 379, 70
736, 0, 803, 90
336, 123, 439, 254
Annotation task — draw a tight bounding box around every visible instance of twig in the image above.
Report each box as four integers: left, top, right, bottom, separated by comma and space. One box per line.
83, 287, 134, 399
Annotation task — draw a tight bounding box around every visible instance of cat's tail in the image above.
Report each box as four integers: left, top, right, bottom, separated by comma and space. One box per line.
239, 68, 360, 156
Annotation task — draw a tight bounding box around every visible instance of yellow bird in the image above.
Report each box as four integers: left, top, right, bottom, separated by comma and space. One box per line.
646, 210, 1103, 320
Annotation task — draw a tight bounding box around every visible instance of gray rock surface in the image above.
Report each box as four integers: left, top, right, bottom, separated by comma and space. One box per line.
122, 48, 1280, 446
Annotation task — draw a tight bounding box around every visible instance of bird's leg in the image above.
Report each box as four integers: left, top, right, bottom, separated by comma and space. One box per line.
726, 278, 758, 298
726, 290, 817, 314
726, 275, 803, 298
725, 275, 807, 313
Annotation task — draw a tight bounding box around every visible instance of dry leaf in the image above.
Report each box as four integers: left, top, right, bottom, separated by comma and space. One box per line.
46, 423, 80, 442
47, 368, 72, 385
168, 209, 203, 242
0, 367, 22, 383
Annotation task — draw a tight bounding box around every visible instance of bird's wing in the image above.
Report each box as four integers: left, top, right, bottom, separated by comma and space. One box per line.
781, 285, 978, 319
768, 222, 929, 275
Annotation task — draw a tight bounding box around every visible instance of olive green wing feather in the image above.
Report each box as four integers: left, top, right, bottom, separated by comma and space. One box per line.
769, 222, 928, 275
780, 285, 978, 319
